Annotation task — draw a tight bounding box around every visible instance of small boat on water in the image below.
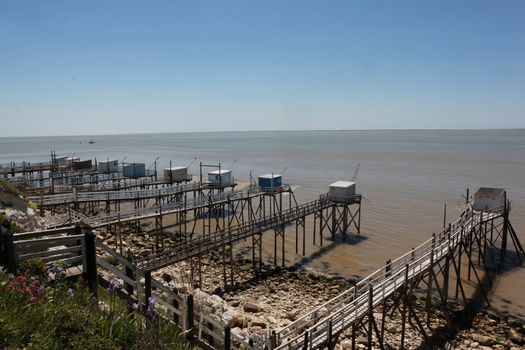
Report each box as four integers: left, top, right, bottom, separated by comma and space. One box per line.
89, 139, 95, 144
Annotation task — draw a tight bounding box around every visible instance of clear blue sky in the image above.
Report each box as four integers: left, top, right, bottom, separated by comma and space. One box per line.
1, 1, 524, 136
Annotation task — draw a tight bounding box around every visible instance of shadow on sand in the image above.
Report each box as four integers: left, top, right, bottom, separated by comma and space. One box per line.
416, 250, 524, 349
211, 231, 368, 295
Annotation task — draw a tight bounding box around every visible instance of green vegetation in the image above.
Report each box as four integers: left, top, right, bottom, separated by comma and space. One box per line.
0, 259, 195, 350
0, 179, 19, 196
28, 202, 39, 211
0, 212, 25, 233
104, 254, 121, 267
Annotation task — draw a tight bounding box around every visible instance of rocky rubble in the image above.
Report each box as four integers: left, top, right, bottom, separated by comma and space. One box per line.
0, 204, 46, 232
85, 221, 525, 349
146, 252, 525, 350
2, 186, 523, 349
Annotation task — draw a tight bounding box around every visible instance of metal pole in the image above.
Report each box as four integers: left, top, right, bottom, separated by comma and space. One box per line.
500, 191, 508, 269
443, 203, 447, 228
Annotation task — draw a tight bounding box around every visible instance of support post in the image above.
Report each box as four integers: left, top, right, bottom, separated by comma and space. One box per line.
173, 293, 180, 325
82, 227, 98, 297
125, 255, 134, 301
443, 203, 447, 228
144, 271, 152, 310
303, 331, 309, 350
368, 284, 374, 350
426, 234, 435, 327
1, 225, 17, 273
224, 325, 231, 350
400, 265, 409, 349
187, 294, 194, 341
352, 324, 356, 349
443, 227, 451, 304
270, 330, 277, 350
500, 191, 508, 270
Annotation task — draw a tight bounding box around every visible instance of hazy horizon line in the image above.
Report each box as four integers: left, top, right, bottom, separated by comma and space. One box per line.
1, 128, 524, 139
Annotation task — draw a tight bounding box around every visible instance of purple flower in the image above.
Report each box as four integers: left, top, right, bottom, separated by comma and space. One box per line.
107, 278, 120, 295
132, 302, 140, 311
49, 266, 62, 276
110, 279, 119, 287
67, 288, 74, 298
146, 296, 156, 317
146, 305, 154, 317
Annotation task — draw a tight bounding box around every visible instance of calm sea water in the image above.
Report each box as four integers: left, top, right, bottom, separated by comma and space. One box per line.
1, 130, 524, 315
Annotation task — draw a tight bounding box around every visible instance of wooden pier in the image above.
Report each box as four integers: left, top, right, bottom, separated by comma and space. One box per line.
1, 157, 522, 350
0, 160, 53, 177
29, 181, 216, 206
258, 197, 523, 349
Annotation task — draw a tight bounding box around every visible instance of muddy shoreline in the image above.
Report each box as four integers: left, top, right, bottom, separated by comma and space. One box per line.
88, 220, 525, 349
2, 202, 524, 349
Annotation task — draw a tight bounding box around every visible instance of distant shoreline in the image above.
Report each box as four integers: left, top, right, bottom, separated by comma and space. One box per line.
1, 128, 524, 139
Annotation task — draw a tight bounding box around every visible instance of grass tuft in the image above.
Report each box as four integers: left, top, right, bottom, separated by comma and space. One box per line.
0, 261, 195, 350
0, 179, 19, 196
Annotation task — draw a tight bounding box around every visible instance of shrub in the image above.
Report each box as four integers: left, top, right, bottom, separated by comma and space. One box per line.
0, 212, 25, 233
0, 262, 194, 349
18, 259, 48, 278
0, 179, 19, 195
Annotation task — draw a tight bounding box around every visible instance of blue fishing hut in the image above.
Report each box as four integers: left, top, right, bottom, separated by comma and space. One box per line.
258, 174, 282, 191
123, 163, 146, 178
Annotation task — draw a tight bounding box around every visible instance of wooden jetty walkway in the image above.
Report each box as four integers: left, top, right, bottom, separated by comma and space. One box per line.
1, 187, 522, 350
28, 180, 235, 206
0, 161, 53, 177
20, 169, 159, 193
40, 186, 268, 229
83, 187, 267, 228
135, 194, 334, 272
265, 207, 498, 349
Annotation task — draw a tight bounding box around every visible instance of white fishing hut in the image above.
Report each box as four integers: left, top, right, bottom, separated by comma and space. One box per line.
329, 181, 357, 203
208, 169, 233, 186
65, 157, 80, 168
473, 187, 505, 212
98, 159, 119, 173
164, 166, 190, 183
55, 156, 69, 165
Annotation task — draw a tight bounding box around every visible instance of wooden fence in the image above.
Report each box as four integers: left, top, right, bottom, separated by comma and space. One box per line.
0, 222, 239, 349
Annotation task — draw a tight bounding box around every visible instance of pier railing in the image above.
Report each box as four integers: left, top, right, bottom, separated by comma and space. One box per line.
0, 199, 510, 350
265, 206, 502, 349
82, 186, 264, 228
0, 161, 53, 175
28, 180, 245, 206
21, 169, 157, 188
135, 194, 332, 272
28, 181, 201, 205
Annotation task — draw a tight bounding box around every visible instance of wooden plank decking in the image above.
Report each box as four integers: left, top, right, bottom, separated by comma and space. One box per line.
267, 208, 500, 350
135, 195, 333, 272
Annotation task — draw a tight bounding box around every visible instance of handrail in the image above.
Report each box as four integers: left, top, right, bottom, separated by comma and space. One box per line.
135, 195, 332, 271
28, 181, 204, 205
84, 187, 264, 227
268, 204, 504, 349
